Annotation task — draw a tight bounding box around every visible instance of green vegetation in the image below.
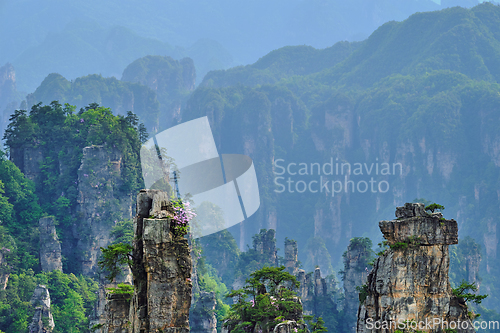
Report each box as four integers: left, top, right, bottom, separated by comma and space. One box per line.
356, 284, 369, 304
224, 266, 304, 333
425, 203, 445, 213
301, 315, 328, 333
4, 101, 145, 272
106, 283, 134, 301
0, 151, 42, 271
98, 243, 134, 282
193, 239, 231, 333
0, 270, 98, 333
452, 280, 488, 305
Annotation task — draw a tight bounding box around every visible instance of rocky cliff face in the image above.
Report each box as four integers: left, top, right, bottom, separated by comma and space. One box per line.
450, 236, 481, 290
0, 63, 20, 140
73, 145, 133, 277
0, 249, 10, 290
28, 285, 55, 333
9, 146, 43, 181
357, 203, 475, 333
129, 189, 192, 333
284, 238, 299, 275
252, 229, 278, 266
190, 291, 217, 333
343, 238, 372, 331
104, 293, 132, 332
121, 55, 196, 130
39, 216, 63, 272
282, 238, 341, 329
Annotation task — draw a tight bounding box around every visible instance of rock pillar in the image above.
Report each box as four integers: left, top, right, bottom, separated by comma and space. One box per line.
357, 203, 475, 333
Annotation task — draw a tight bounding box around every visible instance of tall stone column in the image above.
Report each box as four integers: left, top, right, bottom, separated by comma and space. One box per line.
357, 203, 475, 333
129, 189, 192, 333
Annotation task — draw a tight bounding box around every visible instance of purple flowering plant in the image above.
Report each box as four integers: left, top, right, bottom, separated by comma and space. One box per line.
171, 199, 196, 237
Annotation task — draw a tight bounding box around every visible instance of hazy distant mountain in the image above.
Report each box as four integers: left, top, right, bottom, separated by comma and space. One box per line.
181, 2, 500, 311
0, 0, 492, 92
8, 20, 233, 92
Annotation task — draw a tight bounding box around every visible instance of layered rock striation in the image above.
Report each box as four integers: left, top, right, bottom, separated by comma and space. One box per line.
28, 285, 55, 333
129, 189, 192, 333
39, 216, 63, 272
357, 203, 474, 333
190, 291, 217, 333
74, 145, 133, 276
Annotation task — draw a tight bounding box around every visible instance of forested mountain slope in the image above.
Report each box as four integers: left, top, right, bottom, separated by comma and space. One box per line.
180, 2, 500, 311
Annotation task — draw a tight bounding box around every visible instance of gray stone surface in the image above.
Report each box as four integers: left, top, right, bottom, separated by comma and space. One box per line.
39, 216, 63, 272
357, 203, 475, 333
28, 285, 55, 333
190, 291, 217, 333
129, 189, 192, 333
74, 145, 133, 277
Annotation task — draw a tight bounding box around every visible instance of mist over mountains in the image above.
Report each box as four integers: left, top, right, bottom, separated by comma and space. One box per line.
1, 1, 500, 331
0, 0, 494, 93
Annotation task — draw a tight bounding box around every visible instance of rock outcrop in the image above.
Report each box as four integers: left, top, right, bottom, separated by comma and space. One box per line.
357, 203, 475, 333
39, 216, 63, 272
74, 145, 133, 276
0, 63, 20, 140
121, 55, 196, 130
284, 238, 299, 275
190, 291, 217, 333
89, 274, 133, 333
281, 238, 341, 331
343, 238, 373, 331
104, 292, 132, 332
252, 229, 278, 266
28, 285, 55, 333
0, 247, 11, 290
9, 146, 44, 181
129, 189, 192, 333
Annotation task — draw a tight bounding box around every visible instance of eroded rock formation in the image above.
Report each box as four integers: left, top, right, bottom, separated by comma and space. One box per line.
357, 203, 475, 333
74, 145, 133, 276
283, 238, 341, 331
252, 229, 278, 266
39, 216, 63, 272
104, 292, 132, 332
121, 55, 196, 130
28, 285, 55, 333
190, 291, 217, 333
129, 189, 192, 333
0, 63, 20, 140
284, 238, 299, 275
343, 238, 372, 331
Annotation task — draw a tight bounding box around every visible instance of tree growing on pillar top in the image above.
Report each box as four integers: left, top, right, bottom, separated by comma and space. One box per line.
225, 266, 313, 333
424, 203, 445, 213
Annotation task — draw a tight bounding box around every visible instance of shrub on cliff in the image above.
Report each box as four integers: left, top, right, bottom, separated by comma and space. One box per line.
224, 266, 305, 333
4, 102, 145, 223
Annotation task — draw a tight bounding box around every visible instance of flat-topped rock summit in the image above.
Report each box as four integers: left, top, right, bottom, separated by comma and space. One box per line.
380, 202, 458, 246
357, 203, 474, 333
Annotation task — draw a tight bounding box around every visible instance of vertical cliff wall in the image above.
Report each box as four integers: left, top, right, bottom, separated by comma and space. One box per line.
28, 285, 55, 333
357, 203, 475, 333
190, 291, 217, 333
129, 189, 192, 333
104, 293, 132, 332
39, 216, 63, 272
343, 238, 373, 332
73, 145, 133, 276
